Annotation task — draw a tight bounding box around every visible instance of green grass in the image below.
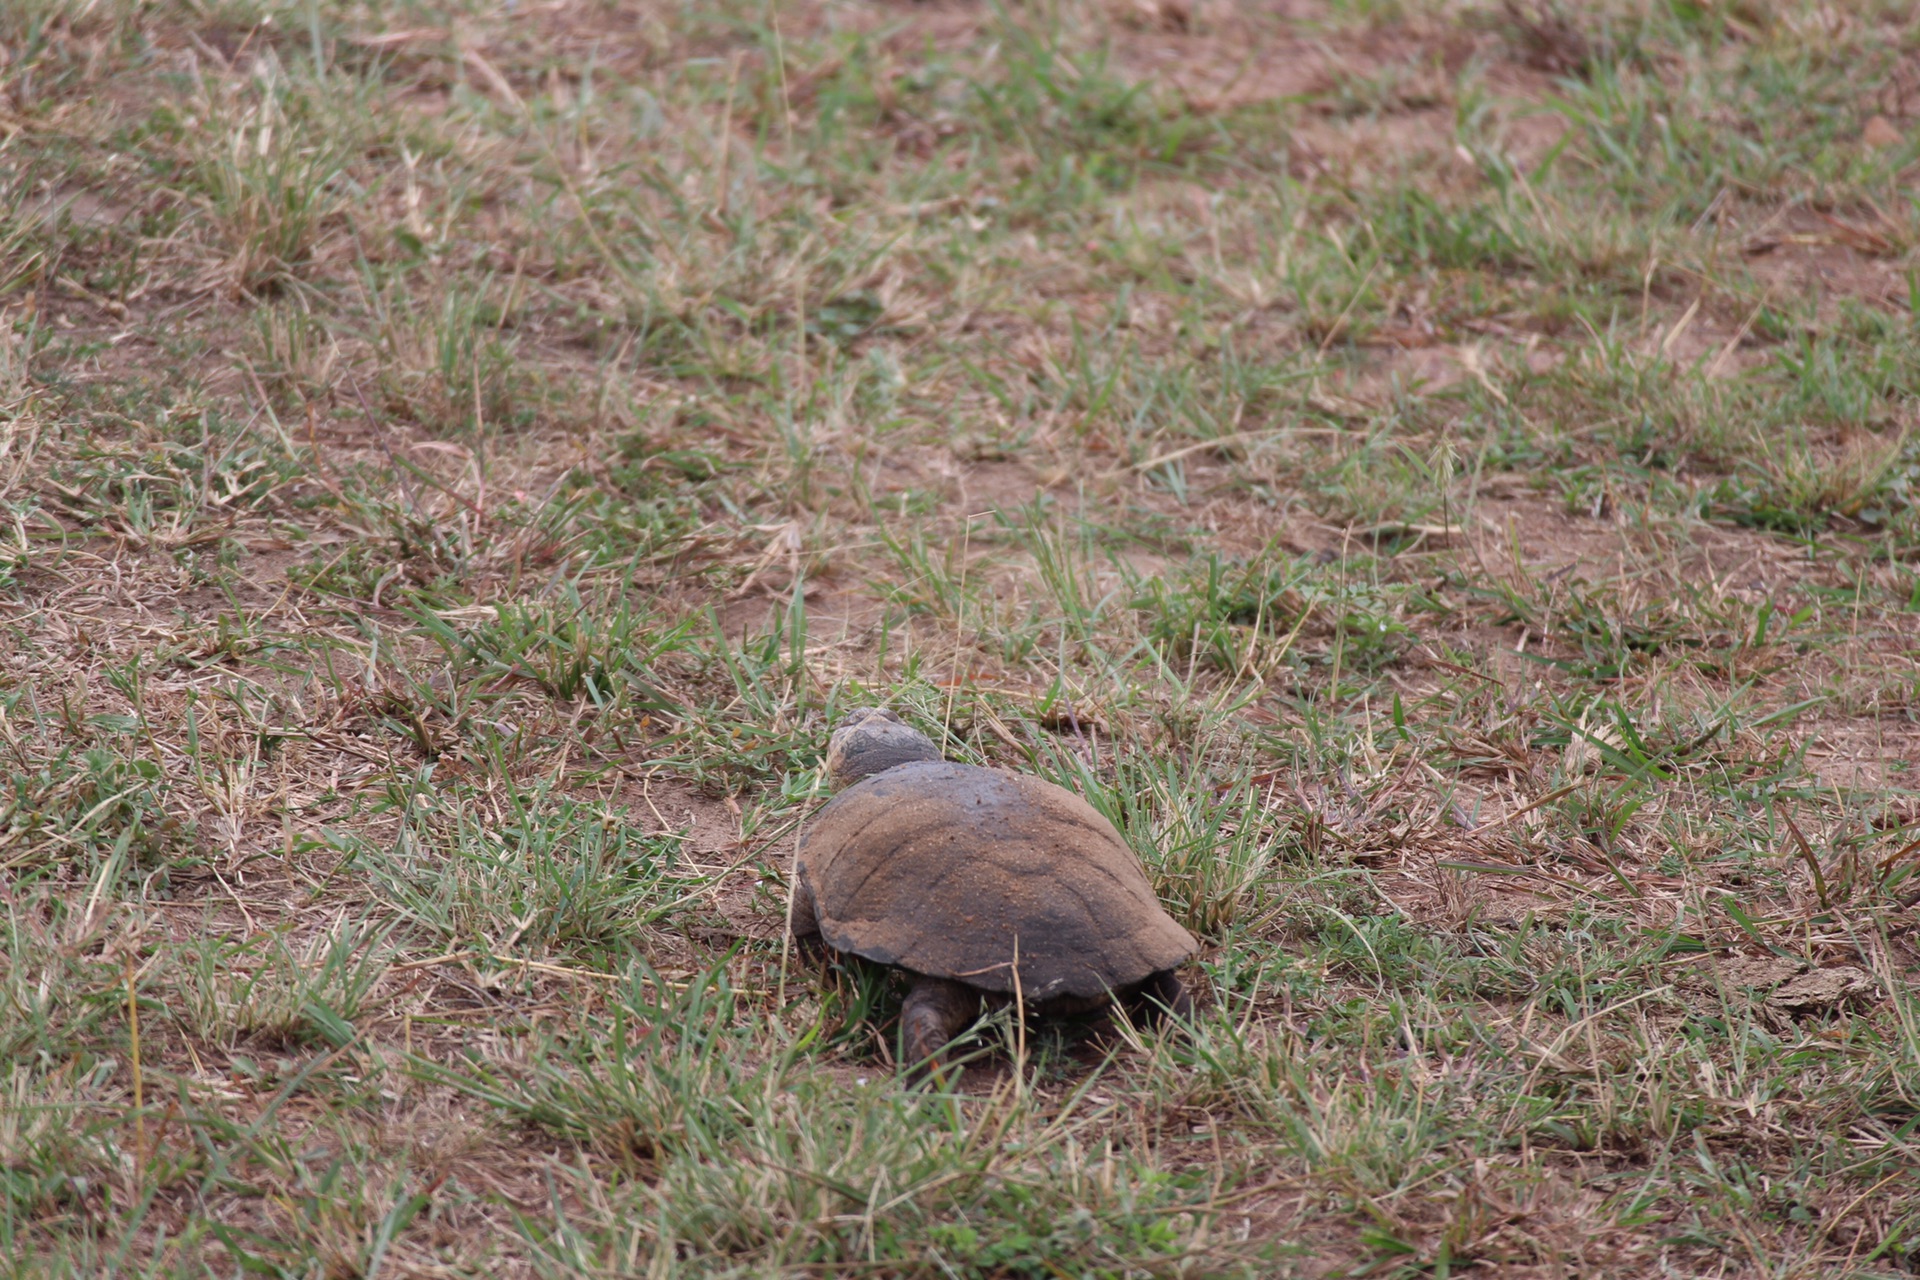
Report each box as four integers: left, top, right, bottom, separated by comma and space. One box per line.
3, 0, 1920, 1274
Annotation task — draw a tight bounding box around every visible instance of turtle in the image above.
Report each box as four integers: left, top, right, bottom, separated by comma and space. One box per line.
790, 707, 1197, 1070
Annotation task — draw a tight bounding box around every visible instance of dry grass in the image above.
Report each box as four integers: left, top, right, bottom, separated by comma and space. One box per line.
4, 0, 1920, 1275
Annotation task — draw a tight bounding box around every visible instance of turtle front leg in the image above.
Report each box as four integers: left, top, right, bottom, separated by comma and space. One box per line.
900, 976, 979, 1076
1123, 968, 1192, 1028
787, 874, 827, 960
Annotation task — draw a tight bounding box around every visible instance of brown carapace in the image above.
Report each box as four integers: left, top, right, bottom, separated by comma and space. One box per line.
792, 708, 1196, 1075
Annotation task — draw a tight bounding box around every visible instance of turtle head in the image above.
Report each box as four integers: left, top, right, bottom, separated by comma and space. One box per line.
825, 707, 942, 787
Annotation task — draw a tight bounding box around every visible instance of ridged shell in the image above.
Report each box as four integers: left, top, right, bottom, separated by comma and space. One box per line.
797, 761, 1196, 1000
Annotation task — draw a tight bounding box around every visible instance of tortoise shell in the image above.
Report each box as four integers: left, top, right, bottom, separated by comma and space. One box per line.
796, 760, 1196, 1001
